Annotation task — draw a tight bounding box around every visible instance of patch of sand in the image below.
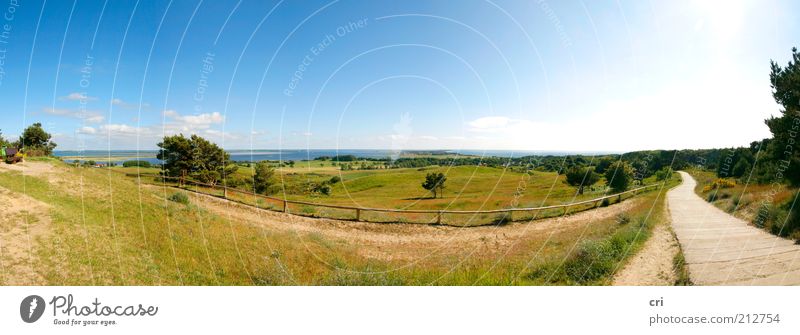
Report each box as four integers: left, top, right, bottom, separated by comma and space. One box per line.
0, 185, 52, 285
0, 161, 84, 196
612, 222, 679, 286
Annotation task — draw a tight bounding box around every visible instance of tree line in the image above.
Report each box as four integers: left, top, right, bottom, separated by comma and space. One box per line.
1, 123, 58, 156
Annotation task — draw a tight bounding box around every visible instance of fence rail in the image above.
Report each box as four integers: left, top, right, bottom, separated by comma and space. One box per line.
123, 172, 663, 227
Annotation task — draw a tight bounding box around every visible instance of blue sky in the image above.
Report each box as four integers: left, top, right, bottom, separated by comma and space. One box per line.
0, 0, 797, 151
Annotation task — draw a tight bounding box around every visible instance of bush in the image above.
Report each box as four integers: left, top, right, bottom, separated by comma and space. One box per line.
564, 240, 616, 283
329, 176, 341, 184
654, 168, 672, 181
706, 192, 730, 202
615, 213, 631, 225
702, 178, 736, 192
168, 192, 189, 205
122, 160, 152, 168
600, 198, 610, 207
790, 230, 800, 244
727, 194, 753, 213
253, 161, 276, 194
492, 212, 512, 225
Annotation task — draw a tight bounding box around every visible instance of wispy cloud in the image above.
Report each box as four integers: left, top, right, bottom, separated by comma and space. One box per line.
43, 107, 105, 123
76, 126, 97, 135
60, 92, 97, 101
112, 98, 149, 109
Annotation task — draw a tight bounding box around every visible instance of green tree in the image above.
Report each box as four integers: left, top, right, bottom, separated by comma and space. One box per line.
766, 47, 800, 186
564, 166, 600, 194
157, 134, 193, 184
421, 172, 447, 198
157, 134, 236, 186
19, 122, 57, 156
654, 167, 673, 181
593, 157, 614, 174
253, 161, 276, 194
604, 161, 633, 193
190, 134, 237, 186
0, 129, 7, 147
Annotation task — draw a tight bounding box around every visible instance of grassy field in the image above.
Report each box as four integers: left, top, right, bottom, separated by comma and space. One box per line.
114, 160, 663, 211
0, 159, 677, 285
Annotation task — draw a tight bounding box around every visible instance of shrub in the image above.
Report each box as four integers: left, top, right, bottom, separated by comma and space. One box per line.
168, 192, 189, 205
122, 160, 152, 168
317, 184, 332, 196
727, 194, 752, 213
790, 230, 800, 244
702, 178, 736, 192
615, 213, 631, 225
492, 212, 512, 225
564, 240, 615, 283
253, 161, 276, 194
654, 168, 672, 181
707, 192, 730, 202
600, 198, 610, 207
329, 176, 341, 184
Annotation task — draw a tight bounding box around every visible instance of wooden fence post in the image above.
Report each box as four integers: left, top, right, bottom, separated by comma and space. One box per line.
507, 210, 513, 223
283, 200, 288, 213
436, 211, 442, 225
355, 208, 361, 221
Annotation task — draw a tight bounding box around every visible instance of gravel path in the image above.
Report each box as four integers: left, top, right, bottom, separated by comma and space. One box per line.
669, 171, 800, 285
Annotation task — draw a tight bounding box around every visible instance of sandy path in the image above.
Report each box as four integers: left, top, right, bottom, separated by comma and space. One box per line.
163, 185, 640, 262
612, 222, 679, 286
669, 171, 800, 285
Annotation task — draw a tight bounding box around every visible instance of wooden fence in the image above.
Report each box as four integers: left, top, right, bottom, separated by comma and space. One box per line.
124, 173, 663, 227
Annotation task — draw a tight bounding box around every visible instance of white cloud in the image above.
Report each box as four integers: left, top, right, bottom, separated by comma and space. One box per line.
112, 98, 149, 109
164, 110, 224, 126
77, 126, 96, 135
61, 92, 97, 101
43, 107, 105, 123
100, 124, 146, 135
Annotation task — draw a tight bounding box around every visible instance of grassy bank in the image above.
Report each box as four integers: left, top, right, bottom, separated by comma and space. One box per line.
0, 160, 677, 285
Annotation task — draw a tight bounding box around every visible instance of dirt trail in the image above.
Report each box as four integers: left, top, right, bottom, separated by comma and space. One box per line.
669, 171, 800, 285
0, 185, 52, 285
612, 222, 679, 286
165, 185, 640, 261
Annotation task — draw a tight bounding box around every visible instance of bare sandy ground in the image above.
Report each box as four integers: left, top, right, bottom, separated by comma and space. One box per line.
612, 222, 679, 286
170, 185, 639, 262
0, 185, 51, 285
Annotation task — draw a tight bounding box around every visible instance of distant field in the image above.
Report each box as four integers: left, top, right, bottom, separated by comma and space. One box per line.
113, 159, 664, 212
